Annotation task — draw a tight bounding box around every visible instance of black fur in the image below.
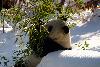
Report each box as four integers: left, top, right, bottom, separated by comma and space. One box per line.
40, 37, 72, 57
48, 26, 53, 32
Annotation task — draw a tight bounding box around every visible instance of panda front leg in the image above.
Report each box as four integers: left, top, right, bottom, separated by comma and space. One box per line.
24, 55, 42, 67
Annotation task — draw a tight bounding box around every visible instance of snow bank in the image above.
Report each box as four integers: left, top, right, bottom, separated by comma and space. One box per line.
71, 8, 100, 51
0, 21, 28, 67
37, 50, 100, 67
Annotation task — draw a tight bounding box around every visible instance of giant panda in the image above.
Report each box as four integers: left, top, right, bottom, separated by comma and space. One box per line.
14, 19, 72, 67
41, 19, 72, 57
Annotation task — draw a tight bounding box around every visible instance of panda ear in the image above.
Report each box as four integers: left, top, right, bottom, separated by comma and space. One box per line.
48, 26, 53, 32
62, 26, 69, 34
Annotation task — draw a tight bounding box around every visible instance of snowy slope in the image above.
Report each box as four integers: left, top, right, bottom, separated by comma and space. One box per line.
0, 23, 28, 67
0, 23, 19, 67
71, 8, 100, 51
37, 50, 100, 67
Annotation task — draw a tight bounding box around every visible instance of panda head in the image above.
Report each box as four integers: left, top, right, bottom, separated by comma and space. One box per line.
45, 19, 71, 48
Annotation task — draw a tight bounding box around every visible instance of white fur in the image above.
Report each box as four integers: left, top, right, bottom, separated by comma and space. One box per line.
37, 50, 100, 67
45, 19, 71, 48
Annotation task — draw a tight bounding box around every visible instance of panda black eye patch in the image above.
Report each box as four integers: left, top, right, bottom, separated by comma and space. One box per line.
62, 26, 69, 34
48, 26, 53, 32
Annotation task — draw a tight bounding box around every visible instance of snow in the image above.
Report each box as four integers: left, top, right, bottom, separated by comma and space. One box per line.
0, 6, 100, 67
0, 22, 28, 67
37, 50, 100, 67
0, 24, 20, 67
71, 8, 100, 51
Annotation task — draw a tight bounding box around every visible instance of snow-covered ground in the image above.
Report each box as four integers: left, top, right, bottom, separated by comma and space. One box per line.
0, 26, 18, 67
0, 21, 28, 67
0, 8, 100, 67
37, 50, 100, 67
71, 8, 100, 51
